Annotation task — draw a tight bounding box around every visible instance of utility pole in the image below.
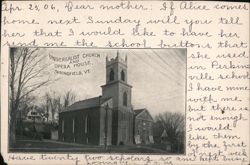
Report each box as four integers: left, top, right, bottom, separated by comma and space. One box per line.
19, 109, 22, 136
46, 98, 49, 122
104, 105, 108, 150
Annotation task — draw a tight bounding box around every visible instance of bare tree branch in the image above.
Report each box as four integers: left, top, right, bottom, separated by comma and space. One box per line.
9, 47, 54, 146
63, 90, 77, 108
155, 112, 185, 144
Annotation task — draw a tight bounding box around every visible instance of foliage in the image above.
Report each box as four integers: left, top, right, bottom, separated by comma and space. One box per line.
155, 112, 185, 152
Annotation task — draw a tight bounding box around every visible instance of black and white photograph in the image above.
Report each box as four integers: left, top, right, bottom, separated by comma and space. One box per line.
9, 48, 186, 154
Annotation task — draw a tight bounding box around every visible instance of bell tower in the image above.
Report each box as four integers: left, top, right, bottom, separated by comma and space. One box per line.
101, 51, 133, 145
105, 51, 128, 84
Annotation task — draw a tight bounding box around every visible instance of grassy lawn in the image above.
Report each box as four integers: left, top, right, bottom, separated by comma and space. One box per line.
10, 138, 170, 154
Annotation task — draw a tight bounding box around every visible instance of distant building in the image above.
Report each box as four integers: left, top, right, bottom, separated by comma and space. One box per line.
26, 109, 45, 123
134, 109, 154, 144
153, 121, 173, 151
153, 121, 165, 144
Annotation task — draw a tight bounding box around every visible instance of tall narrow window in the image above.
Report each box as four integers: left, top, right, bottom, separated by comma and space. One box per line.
62, 119, 64, 133
109, 69, 114, 81
121, 70, 125, 81
85, 116, 88, 134
72, 118, 75, 133
85, 116, 91, 134
123, 92, 127, 106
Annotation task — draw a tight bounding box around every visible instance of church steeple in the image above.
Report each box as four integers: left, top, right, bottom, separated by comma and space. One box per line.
105, 50, 128, 84
101, 50, 133, 145
117, 50, 119, 58
102, 50, 132, 108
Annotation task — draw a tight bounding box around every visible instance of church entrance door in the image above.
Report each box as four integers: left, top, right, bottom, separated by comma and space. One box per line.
121, 127, 127, 143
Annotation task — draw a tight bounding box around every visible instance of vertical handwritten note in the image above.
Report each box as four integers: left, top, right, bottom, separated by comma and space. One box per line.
1, 1, 249, 165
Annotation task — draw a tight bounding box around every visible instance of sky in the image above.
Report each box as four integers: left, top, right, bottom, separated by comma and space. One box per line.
32, 48, 186, 117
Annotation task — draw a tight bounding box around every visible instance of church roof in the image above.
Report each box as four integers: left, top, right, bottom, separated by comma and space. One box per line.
60, 96, 113, 113
61, 96, 101, 112
134, 109, 145, 116
134, 108, 154, 122
101, 97, 112, 103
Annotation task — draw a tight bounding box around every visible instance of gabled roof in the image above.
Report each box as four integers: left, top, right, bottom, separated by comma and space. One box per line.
60, 96, 113, 113
134, 108, 154, 122
101, 97, 112, 104
61, 96, 101, 112
134, 109, 145, 116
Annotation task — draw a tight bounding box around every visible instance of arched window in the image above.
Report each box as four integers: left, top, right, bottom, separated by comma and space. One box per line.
72, 118, 75, 133
62, 119, 64, 133
123, 92, 127, 106
121, 70, 125, 81
109, 69, 114, 81
85, 115, 91, 134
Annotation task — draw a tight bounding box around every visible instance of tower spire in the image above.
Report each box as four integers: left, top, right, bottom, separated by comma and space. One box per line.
116, 50, 120, 59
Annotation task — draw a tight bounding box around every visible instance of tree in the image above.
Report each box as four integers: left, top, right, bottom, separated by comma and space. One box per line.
41, 93, 51, 122
155, 112, 185, 153
16, 94, 36, 136
41, 90, 77, 123
9, 48, 52, 146
62, 90, 76, 108
18, 94, 36, 117
43, 91, 61, 123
